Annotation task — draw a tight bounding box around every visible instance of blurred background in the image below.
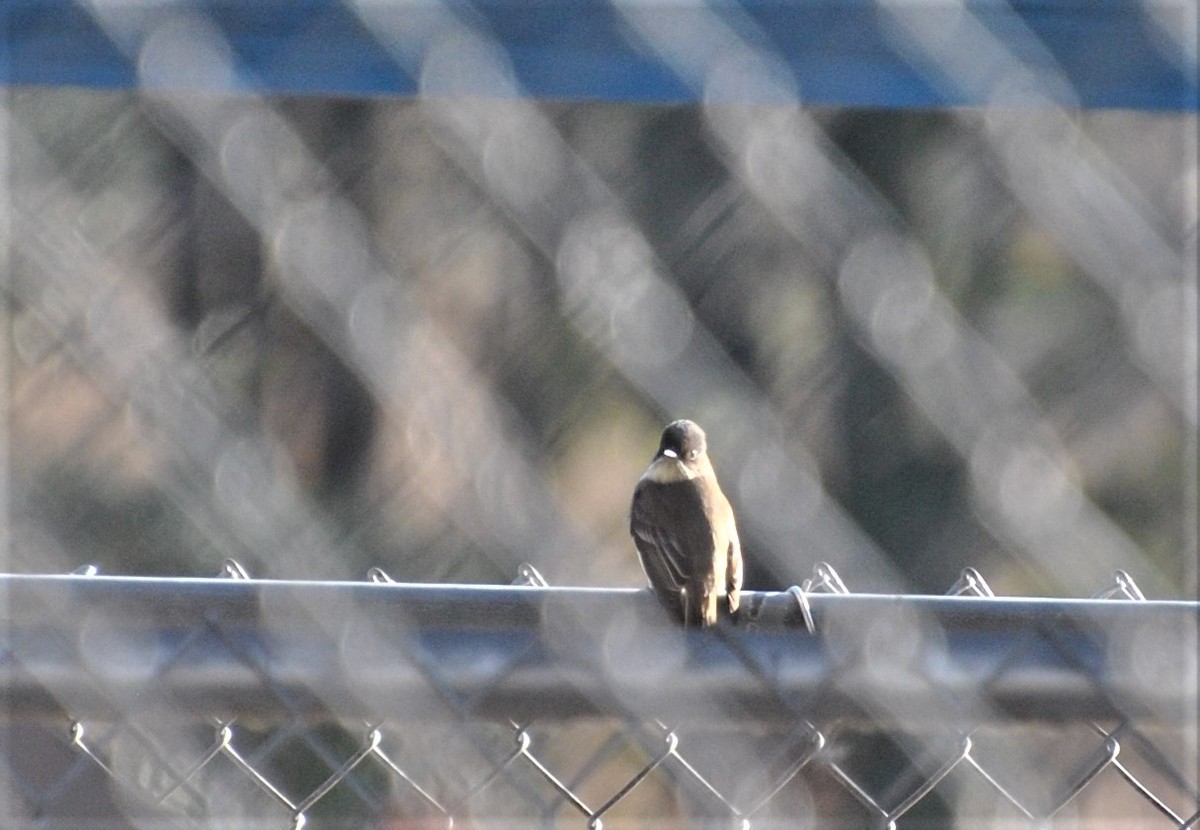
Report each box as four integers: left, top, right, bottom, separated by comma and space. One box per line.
4, 80, 1195, 599
5, 87, 1195, 598
2, 3, 1198, 828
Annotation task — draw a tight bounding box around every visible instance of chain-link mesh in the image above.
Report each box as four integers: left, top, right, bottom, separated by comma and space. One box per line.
2, 0, 1198, 827
2, 566, 1198, 829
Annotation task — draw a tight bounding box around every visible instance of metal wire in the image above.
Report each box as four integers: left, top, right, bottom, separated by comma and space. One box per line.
1, 567, 1197, 828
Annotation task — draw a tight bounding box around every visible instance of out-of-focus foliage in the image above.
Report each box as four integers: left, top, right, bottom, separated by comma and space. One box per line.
4, 88, 1196, 598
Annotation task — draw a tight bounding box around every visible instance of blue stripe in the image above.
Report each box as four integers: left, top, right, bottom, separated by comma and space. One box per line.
1, 0, 1195, 109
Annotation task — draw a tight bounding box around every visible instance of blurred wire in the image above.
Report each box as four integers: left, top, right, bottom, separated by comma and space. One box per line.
353, 0, 907, 592
619, 0, 1189, 596
46, 9, 606, 589
1, 1, 1196, 827
8, 115, 362, 580
0, 0, 1176, 599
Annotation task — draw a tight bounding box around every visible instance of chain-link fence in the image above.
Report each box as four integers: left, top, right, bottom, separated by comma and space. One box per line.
2, 0, 1198, 827
2, 565, 1198, 829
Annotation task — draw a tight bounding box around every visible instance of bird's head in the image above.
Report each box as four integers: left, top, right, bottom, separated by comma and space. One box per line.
657, 419, 708, 465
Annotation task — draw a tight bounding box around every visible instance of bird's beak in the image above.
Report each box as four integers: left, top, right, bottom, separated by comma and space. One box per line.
661, 448, 678, 459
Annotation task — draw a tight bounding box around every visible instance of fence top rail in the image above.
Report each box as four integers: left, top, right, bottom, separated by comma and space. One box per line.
1, 574, 1196, 725
2, 572, 1197, 617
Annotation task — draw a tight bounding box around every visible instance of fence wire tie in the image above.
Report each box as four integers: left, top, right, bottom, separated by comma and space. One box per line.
512, 562, 548, 586
803, 561, 849, 594
220, 558, 251, 579
946, 567, 995, 597
787, 586, 816, 634
367, 566, 395, 584
1093, 569, 1146, 600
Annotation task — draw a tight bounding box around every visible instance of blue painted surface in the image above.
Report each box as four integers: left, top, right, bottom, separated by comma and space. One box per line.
1, 0, 1196, 109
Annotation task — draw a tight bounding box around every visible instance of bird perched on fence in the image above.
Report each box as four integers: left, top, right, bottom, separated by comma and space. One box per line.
630, 419, 743, 627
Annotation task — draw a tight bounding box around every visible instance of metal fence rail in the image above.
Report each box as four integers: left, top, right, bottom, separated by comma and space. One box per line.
2, 569, 1197, 829
2, 573, 1197, 724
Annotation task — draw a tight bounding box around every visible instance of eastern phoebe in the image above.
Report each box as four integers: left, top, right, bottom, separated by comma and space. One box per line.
630, 419, 743, 627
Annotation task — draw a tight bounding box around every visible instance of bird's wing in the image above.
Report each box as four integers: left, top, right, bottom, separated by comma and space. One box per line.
630, 479, 712, 596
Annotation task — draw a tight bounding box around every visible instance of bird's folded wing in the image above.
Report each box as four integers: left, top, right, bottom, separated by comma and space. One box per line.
630, 480, 713, 593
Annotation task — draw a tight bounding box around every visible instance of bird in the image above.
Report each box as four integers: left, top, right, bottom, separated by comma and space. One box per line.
630, 419, 743, 627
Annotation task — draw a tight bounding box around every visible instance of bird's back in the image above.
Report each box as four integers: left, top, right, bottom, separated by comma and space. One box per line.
631, 475, 729, 625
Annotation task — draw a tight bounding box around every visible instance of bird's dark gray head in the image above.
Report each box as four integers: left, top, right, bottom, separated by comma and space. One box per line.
658, 419, 707, 462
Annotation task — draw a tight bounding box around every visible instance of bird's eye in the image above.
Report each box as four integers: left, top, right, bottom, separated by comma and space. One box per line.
688, 449, 699, 460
